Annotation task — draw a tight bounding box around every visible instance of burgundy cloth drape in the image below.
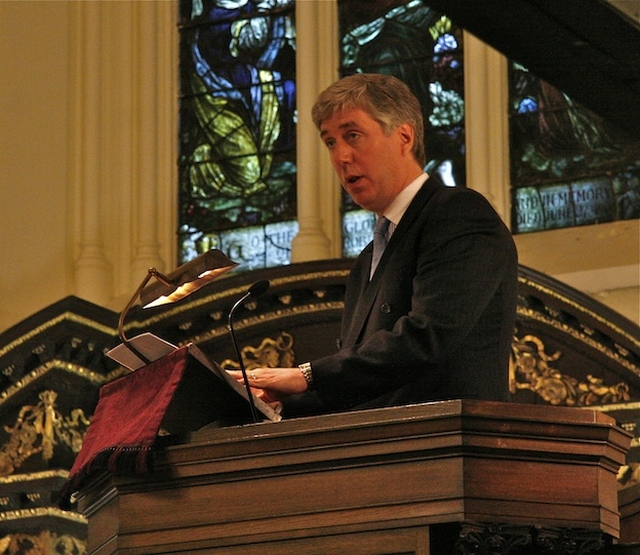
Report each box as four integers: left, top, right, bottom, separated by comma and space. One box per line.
59, 347, 191, 507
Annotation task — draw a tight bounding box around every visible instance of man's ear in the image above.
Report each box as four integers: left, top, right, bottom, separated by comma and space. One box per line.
397, 123, 415, 154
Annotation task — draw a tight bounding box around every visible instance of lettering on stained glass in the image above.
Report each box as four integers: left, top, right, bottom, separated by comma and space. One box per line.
219, 220, 298, 271
513, 179, 617, 233
343, 210, 375, 259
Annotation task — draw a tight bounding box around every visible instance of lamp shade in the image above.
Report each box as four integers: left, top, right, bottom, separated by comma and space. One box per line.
140, 249, 238, 308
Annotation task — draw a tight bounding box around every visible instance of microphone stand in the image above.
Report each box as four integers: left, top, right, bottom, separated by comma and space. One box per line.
227, 280, 270, 423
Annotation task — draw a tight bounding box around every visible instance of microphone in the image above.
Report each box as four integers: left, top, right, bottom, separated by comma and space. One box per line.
228, 279, 270, 423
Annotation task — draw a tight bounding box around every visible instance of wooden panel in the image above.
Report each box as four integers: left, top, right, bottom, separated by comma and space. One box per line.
113, 527, 431, 555
619, 483, 640, 544
77, 400, 631, 554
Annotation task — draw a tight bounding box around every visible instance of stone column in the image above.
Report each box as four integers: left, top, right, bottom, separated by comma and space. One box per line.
464, 32, 511, 226
291, 0, 340, 262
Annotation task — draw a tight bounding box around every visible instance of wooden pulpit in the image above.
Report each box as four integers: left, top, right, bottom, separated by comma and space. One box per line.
73, 398, 631, 555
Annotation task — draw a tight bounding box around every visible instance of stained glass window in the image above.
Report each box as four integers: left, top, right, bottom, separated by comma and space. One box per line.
338, 0, 466, 257
509, 62, 640, 233
178, 0, 297, 269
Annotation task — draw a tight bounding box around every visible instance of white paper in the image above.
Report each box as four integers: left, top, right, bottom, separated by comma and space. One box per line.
107, 332, 177, 370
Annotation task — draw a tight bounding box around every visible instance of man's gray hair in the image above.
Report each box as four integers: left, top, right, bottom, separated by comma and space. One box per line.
311, 73, 426, 167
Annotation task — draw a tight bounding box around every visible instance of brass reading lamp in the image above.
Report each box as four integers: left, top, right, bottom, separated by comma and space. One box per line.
117, 249, 238, 363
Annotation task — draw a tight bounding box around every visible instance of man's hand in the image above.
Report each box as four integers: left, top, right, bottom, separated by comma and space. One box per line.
226, 366, 308, 402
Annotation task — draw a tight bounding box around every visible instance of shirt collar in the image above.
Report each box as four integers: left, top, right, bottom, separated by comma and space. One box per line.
383, 172, 429, 227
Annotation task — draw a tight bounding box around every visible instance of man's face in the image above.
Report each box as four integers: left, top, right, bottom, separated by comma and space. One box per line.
319, 108, 414, 215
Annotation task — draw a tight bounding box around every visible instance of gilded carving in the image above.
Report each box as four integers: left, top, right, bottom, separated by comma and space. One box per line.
0, 531, 86, 555
457, 522, 606, 555
221, 332, 295, 370
510, 334, 630, 406
0, 505, 86, 524
0, 391, 89, 476
518, 276, 639, 348
0, 314, 114, 358
516, 305, 640, 379
618, 462, 640, 488
536, 527, 604, 554
0, 360, 125, 406
457, 522, 533, 554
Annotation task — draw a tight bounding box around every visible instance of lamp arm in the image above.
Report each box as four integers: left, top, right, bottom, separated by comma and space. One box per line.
117, 268, 173, 365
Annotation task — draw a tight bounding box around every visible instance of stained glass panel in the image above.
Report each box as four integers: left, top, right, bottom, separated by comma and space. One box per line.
509, 62, 640, 233
338, 0, 466, 257
178, 0, 297, 266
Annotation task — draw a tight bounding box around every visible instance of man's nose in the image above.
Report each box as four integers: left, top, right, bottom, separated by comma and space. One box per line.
332, 143, 353, 164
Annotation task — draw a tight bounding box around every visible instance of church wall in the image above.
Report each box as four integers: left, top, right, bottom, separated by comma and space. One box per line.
0, 1, 73, 330
0, 0, 637, 334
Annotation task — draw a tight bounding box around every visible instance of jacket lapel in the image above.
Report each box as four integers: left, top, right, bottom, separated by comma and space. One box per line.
342, 177, 441, 347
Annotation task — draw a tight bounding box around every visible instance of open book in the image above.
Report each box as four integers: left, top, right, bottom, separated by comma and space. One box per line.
107, 333, 281, 422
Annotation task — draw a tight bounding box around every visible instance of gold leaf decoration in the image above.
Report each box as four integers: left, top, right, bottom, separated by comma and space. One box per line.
222, 331, 295, 370
0, 391, 90, 476
510, 334, 630, 406
0, 531, 86, 555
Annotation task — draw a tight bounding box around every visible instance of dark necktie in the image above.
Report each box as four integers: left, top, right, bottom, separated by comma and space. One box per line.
370, 216, 390, 279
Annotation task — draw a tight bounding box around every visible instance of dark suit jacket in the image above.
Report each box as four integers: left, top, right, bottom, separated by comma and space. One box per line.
282, 175, 518, 417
